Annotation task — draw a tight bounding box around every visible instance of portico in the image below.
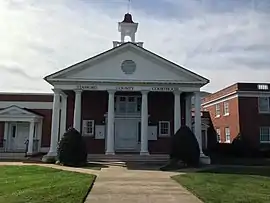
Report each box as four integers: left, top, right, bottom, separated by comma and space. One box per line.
46, 85, 203, 156
43, 13, 209, 160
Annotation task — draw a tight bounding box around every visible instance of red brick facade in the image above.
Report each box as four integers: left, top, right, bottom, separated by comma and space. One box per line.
202, 83, 270, 147
66, 91, 181, 154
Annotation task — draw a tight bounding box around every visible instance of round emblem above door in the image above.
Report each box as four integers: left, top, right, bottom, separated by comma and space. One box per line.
121, 60, 136, 74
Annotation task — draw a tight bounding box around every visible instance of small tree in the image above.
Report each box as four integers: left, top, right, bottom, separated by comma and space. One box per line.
57, 128, 87, 167
170, 125, 200, 167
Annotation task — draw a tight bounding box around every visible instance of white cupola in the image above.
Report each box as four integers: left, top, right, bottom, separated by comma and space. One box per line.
113, 13, 144, 48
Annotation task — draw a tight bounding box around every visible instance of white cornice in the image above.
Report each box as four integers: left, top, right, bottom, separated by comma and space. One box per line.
202, 90, 270, 108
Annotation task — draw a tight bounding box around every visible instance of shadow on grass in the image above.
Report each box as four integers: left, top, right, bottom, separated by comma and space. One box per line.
196, 165, 270, 178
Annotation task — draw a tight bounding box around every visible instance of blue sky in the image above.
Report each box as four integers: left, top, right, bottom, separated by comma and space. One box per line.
0, 0, 269, 92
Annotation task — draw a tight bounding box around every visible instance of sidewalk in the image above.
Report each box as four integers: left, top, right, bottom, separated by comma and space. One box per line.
0, 162, 202, 203
85, 166, 202, 203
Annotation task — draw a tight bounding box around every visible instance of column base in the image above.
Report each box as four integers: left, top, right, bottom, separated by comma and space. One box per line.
200, 154, 211, 165
105, 151, 115, 155
26, 152, 33, 156
42, 151, 57, 163
140, 151, 149, 156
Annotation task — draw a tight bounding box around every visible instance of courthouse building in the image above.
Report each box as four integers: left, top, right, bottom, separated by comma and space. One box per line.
0, 13, 210, 162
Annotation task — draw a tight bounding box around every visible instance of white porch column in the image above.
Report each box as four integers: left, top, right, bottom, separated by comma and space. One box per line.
185, 94, 192, 128
4, 122, 9, 151
37, 120, 43, 152
73, 90, 82, 132
60, 93, 67, 139
140, 90, 149, 155
106, 90, 115, 155
194, 91, 202, 153
47, 89, 61, 157
174, 91, 181, 133
27, 121, 35, 155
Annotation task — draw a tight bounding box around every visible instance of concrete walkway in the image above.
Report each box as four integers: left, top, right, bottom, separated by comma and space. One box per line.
0, 162, 202, 203
85, 166, 202, 203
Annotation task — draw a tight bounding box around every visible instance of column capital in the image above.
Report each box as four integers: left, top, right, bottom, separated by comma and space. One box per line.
60, 90, 67, 98
173, 90, 182, 95
74, 89, 83, 94
52, 88, 61, 94
193, 91, 201, 96
107, 90, 116, 94
141, 90, 149, 95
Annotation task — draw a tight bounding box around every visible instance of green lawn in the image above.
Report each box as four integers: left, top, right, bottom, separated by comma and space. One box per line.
0, 165, 96, 203
172, 166, 270, 203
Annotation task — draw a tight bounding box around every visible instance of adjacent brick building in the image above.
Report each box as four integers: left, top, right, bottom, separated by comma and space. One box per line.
202, 83, 270, 148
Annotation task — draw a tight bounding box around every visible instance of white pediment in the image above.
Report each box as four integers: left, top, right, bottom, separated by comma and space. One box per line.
0, 106, 41, 118
46, 43, 209, 85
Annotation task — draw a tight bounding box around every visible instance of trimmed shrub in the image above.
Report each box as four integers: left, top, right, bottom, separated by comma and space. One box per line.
57, 128, 87, 167
170, 125, 200, 167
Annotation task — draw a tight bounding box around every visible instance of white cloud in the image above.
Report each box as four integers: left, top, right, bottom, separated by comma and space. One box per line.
0, 0, 269, 93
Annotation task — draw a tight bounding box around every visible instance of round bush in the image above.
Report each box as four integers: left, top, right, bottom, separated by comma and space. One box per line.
170, 125, 200, 167
57, 128, 87, 167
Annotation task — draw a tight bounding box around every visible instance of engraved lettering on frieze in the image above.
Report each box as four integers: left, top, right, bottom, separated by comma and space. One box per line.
151, 87, 175, 92
115, 86, 134, 91
77, 85, 98, 90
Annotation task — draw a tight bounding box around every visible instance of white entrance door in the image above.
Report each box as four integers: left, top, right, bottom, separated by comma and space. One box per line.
115, 119, 138, 150
10, 123, 29, 151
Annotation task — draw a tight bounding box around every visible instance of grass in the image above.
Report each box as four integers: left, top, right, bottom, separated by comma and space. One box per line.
172, 166, 270, 203
0, 165, 96, 203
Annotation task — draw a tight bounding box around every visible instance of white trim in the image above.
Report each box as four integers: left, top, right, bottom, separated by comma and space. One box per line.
215, 104, 221, 117
0, 102, 52, 110
216, 128, 221, 143
202, 94, 237, 108
53, 83, 201, 92
45, 43, 209, 85
202, 90, 270, 108
223, 102, 229, 115
258, 97, 270, 114
260, 127, 270, 143
158, 121, 170, 137
225, 127, 231, 143
0, 92, 53, 95
82, 120, 95, 136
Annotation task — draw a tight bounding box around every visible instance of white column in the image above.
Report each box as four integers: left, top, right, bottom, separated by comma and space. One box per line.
194, 91, 202, 153
73, 90, 82, 132
47, 89, 61, 157
174, 91, 181, 133
185, 94, 192, 128
140, 90, 149, 155
4, 122, 9, 151
37, 121, 43, 152
60, 94, 67, 139
27, 121, 35, 155
106, 90, 115, 155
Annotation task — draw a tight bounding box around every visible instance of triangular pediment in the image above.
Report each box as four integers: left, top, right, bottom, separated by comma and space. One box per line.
0, 106, 41, 118
45, 43, 209, 86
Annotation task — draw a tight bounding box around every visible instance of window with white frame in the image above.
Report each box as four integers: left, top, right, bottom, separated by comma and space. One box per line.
257, 84, 269, 90
258, 97, 270, 113
260, 127, 270, 143
115, 96, 141, 114
82, 120, 94, 136
216, 128, 221, 142
215, 104, 221, 117
159, 121, 170, 136
225, 127, 230, 143
223, 102, 229, 115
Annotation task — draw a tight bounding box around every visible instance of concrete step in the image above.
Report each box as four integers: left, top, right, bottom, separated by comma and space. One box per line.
87, 154, 170, 163
0, 152, 26, 160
